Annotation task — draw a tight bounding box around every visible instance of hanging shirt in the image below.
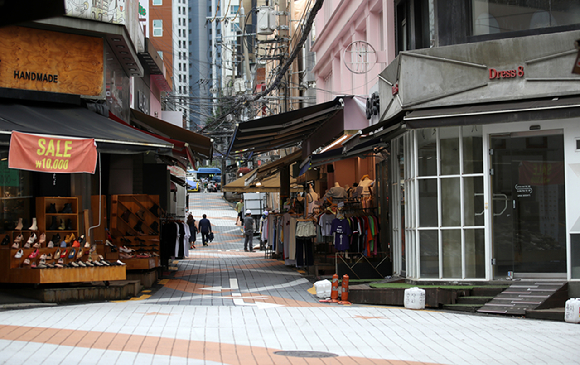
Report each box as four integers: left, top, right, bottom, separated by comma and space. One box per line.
319, 212, 336, 236
331, 218, 352, 251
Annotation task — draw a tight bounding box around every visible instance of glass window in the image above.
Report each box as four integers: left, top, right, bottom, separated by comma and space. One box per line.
152, 0, 162, 5
442, 230, 462, 278
417, 128, 437, 176
472, 0, 580, 36
465, 229, 485, 279
420, 230, 439, 278
440, 127, 459, 175
231, 5, 239, 14
0, 158, 32, 231
462, 125, 483, 174
152, 20, 163, 37
419, 179, 437, 227
441, 177, 461, 226
464, 177, 484, 226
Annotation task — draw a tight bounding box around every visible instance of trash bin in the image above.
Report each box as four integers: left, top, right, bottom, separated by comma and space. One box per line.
565, 298, 580, 323
404, 287, 425, 309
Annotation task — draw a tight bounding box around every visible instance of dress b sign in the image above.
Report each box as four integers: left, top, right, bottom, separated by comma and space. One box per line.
8, 131, 98, 174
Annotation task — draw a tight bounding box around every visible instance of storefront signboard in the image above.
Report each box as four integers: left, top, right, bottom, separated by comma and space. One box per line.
0, 26, 104, 96
0, 161, 19, 187
8, 131, 97, 174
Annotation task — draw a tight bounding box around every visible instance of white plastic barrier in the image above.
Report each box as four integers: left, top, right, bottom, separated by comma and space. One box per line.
314, 279, 332, 299
404, 287, 426, 309
564, 298, 580, 323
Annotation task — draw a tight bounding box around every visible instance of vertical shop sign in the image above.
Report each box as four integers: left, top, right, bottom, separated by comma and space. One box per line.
8, 131, 97, 174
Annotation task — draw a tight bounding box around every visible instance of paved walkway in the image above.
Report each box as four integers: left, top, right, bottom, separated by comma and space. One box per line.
0, 192, 578, 364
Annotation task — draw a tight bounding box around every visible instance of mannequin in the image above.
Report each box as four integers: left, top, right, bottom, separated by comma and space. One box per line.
358, 175, 374, 196
325, 182, 347, 199
358, 175, 375, 209
307, 183, 319, 215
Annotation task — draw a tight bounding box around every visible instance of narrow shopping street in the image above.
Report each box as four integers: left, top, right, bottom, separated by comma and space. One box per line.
0, 192, 578, 365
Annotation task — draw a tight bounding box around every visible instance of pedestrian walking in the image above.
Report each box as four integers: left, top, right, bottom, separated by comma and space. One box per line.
198, 214, 212, 246
236, 197, 244, 226
243, 209, 255, 252
187, 213, 198, 249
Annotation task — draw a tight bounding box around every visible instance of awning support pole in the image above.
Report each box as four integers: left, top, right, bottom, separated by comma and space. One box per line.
87, 152, 102, 243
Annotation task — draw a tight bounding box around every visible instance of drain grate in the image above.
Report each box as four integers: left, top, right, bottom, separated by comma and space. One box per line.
274, 351, 338, 358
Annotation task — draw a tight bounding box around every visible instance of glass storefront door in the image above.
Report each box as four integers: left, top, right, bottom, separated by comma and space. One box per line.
490, 132, 566, 279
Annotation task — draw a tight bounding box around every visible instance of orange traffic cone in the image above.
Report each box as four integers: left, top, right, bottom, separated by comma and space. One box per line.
341, 274, 349, 301
331, 273, 339, 302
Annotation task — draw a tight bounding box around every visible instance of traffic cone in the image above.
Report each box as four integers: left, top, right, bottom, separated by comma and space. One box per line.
339, 274, 351, 305
331, 273, 339, 302
341, 274, 349, 301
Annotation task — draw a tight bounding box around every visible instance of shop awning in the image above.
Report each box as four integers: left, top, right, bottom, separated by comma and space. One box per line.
0, 100, 172, 154
130, 109, 213, 159
227, 98, 343, 155
403, 95, 580, 129
245, 150, 303, 185
222, 169, 303, 193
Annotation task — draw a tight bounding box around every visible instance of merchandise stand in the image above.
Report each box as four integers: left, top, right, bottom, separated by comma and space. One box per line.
110, 194, 161, 271
0, 197, 126, 284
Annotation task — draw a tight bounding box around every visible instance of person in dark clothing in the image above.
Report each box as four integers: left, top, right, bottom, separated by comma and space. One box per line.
187, 214, 198, 249
198, 214, 212, 246
243, 210, 254, 252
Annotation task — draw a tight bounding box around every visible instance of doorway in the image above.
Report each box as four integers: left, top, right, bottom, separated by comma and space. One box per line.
490, 131, 566, 279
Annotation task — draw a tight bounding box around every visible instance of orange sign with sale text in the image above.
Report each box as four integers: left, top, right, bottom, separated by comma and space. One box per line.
9, 131, 97, 174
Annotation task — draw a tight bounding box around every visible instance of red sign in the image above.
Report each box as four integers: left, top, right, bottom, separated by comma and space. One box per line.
489, 66, 524, 79
9, 131, 97, 174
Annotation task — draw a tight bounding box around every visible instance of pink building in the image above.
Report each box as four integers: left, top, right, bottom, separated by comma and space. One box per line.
312, 0, 396, 102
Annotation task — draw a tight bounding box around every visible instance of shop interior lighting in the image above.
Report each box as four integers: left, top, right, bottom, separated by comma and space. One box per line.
319, 134, 349, 154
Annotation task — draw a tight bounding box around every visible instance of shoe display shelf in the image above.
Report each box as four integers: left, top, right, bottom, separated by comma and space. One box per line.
36, 197, 79, 240
111, 194, 160, 271
0, 197, 126, 284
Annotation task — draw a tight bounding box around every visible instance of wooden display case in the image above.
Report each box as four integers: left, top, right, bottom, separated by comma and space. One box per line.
0, 196, 126, 284
111, 194, 160, 270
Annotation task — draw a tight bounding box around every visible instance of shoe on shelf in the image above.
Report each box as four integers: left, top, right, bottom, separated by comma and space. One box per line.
46, 253, 53, 260
77, 249, 83, 259
47, 240, 54, 248
27, 233, 36, 244
48, 216, 58, 230
15, 218, 23, 230
77, 234, 85, 245
65, 219, 73, 231
39, 254, 47, 260
70, 261, 79, 267
28, 218, 38, 231
32, 241, 40, 249
60, 249, 68, 258
65, 234, 75, 244
23, 241, 30, 249
37, 260, 47, 269
31, 261, 37, 269
60, 240, 67, 248
84, 260, 94, 267
39, 233, 46, 246
14, 234, 23, 243
68, 249, 76, 259
14, 249, 23, 259
1, 235, 9, 246
55, 259, 64, 268
54, 248, 61, 257
77, 260, 87, 267
23, 258, 30, 265
11, 242, 19, 249
59, 203, 73, 213
116, 260, 126, 266
58, 219, 65, 230
29, 249, 39, 259
72, 240, 80, 248
46, 203, 57, 213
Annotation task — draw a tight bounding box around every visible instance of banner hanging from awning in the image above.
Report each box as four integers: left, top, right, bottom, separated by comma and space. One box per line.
8, 131, 98, 174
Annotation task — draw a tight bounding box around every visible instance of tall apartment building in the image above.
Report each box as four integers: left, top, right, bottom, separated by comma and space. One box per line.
147, 0, 189, 125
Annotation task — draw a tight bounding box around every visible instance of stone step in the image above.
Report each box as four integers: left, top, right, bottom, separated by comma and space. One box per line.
457, 296, 494, 305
